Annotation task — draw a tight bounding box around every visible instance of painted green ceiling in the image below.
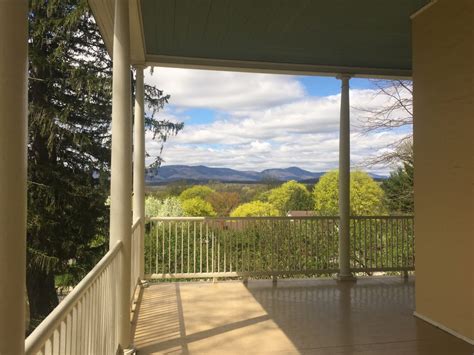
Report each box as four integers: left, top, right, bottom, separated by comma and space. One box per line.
141, 0, 429, 76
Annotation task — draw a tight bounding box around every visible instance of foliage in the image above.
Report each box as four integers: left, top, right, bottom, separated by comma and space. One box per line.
145, 196, 184, 217
230, 201, 279, 217
382, 143, 414, 213
313, 170, 386, 216
179, 185, 215, 201
207, 192, 241, 217
266, 180, 313, 215
26, 0, 181, 326
182, 197, 217, 217
235, 185, 272, 203
151, 180, 189, 198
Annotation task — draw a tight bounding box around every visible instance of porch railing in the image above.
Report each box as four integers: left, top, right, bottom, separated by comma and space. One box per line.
25, 216, 145, 355
25, 241, 123, 355
350, 216, 415, 272
24, 215, 414, 353
145, 216, 414, 279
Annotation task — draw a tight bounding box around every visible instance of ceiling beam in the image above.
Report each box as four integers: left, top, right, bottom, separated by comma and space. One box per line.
146, 54, 412, 79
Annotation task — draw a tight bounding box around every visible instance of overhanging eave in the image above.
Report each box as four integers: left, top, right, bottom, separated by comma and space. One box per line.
89, 0, 430, 79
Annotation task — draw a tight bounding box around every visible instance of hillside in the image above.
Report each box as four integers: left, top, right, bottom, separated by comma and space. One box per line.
146, 165, 385, 185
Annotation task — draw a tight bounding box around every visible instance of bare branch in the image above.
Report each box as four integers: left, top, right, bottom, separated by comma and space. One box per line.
353, 80, 413, 167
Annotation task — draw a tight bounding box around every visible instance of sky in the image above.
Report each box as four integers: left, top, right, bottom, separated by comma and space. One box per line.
144, 68, 412, 176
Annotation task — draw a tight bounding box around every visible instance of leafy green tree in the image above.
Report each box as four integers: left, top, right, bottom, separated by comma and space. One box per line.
267, 180, 313, 215
313, 170, 386, 215
239, 185, 272, 203
382, 144, 414, 213
182, 198, 217, 217
145, 196, 184, 217
207, 192, 241, 217
179, 185, 215, 201
230, 201, 279, 217
27, 0, 182, 328
161, 180, 189, 197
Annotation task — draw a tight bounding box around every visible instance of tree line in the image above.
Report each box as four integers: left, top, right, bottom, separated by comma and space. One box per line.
146, 162, 414, 219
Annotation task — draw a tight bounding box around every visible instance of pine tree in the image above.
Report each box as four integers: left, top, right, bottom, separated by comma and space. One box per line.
27, 0, 182, 329
381, 144, 414, 214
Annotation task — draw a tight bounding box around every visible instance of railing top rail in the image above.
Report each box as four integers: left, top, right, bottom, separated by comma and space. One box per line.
149, 216, 340, 221
131, 216, 142, 231
25, 241, 123, 354
350, 215, 414, 219
148, 215, 414, 221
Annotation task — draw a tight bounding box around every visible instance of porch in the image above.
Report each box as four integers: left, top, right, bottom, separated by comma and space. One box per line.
1, 0, 472, 354
133, 277, 471, 354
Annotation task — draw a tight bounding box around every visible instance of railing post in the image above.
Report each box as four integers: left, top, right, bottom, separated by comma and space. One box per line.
0, 1, 28, 354
337, 74, 356, 281
110, 0, 133, 350
133, 65, 146, 281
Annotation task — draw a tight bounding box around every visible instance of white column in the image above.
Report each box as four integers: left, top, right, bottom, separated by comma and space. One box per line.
337, 75, 355, 281
0, 1, 28, 354
110, 0, 132, 349
133, 65, 145, 280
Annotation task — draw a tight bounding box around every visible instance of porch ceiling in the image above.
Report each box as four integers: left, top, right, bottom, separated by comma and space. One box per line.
89, 0, 429, 78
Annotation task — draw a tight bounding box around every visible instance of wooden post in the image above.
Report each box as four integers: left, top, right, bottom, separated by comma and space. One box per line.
337, 75, 355, 281
109, 0, 133, 349
0, 1, 28, 353
133, 65, 146, 281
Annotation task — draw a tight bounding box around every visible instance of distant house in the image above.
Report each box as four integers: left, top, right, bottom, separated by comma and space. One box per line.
286, 210, 315, 217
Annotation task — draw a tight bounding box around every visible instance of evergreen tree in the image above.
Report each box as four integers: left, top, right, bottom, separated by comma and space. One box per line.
381, 144, 414, 213
27, 0, 182, 328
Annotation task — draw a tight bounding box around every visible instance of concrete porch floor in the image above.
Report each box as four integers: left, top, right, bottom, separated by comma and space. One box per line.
132, 277, 473, 354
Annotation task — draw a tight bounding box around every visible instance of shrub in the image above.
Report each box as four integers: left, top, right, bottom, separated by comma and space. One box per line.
182, 197, 217, 217
145, 196, 184, 217
230, 201, 279, 217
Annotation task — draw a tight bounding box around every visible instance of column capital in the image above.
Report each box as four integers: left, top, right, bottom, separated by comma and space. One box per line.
336, 73, 352, 81
133, 63, 146, 70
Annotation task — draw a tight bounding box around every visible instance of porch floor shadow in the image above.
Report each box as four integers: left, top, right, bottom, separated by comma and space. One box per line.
133, 277, 473, 354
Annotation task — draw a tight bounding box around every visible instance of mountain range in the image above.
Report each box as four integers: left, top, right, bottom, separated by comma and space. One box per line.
146, 165, 385, 185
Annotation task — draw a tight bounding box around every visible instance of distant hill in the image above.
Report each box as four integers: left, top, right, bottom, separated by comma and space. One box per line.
146, 165, 385, 185
146, 165, 260, 183
261, 167, 324, 181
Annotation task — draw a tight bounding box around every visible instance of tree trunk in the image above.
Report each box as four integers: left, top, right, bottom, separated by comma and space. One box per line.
26, 266, 58, 327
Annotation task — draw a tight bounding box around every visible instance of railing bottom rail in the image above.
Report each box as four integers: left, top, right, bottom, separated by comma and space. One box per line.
146, 269, 340, 279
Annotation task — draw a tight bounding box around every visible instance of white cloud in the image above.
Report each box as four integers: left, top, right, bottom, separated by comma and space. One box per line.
144, 69, 411, 176
146, 67, 306, 112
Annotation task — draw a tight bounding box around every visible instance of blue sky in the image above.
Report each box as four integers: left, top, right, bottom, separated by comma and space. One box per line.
144, 68, 412, 175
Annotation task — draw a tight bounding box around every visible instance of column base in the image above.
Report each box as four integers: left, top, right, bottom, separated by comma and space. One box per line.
123, 346, 137, 355
336, 273, 357, 282
140, 279, 149, 288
